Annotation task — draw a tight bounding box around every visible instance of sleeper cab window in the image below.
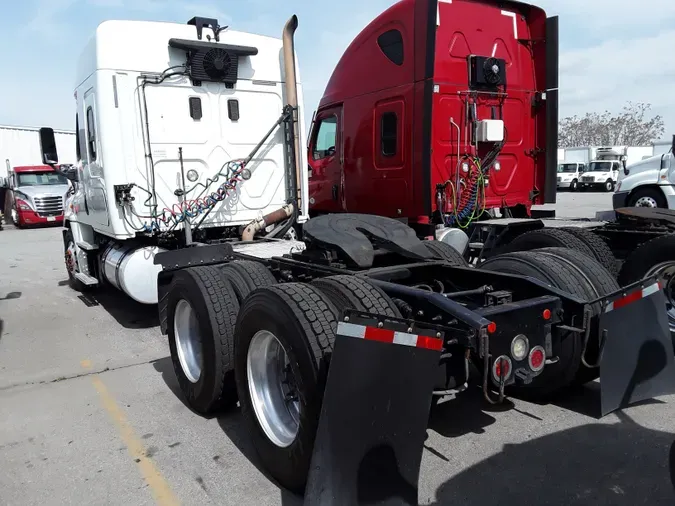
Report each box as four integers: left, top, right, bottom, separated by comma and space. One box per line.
377, 29, 404, 66
381, 112, 398, 157
86, 106, 97, 162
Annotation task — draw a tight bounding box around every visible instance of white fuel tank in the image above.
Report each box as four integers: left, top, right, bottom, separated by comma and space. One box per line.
101, 243, 167, 304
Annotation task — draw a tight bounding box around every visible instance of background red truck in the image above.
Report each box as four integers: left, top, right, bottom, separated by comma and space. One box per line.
1, 165, 69, 227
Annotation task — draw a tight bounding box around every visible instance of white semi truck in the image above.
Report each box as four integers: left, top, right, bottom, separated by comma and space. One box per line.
614, 136, 675, 209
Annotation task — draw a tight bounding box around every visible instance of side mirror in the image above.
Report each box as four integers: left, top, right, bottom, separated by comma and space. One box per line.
671, 134, 675, 155
39, 127, 59, 166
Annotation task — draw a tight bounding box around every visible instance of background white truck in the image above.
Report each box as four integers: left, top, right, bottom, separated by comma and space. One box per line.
614, 136, 675, 209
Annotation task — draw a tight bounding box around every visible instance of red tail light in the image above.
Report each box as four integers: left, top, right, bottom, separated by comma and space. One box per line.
529, 346, 545, 372
492, 355, 512, 382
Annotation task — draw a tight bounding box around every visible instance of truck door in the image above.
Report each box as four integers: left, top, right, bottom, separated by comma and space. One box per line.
83, 89, 109, 226
308, 108, 343, 213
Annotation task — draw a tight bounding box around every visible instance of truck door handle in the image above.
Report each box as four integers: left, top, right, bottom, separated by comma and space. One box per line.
332, 185, 338, 201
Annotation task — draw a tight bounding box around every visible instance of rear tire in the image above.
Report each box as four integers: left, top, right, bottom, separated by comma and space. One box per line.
619, 234, 675, 339
504, 228, 595, 259
561, 227, 618, 277
423, 240, 468, 266
234, 283, 338, 493
219, 260, 277, 302
479, 251, 597, 398
570, 179, 578, 192
167, 266, 239, 415
535, 247, 620, 385
312, 275, 402, 318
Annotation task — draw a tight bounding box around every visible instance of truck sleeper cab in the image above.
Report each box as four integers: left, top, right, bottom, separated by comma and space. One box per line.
308, 0, 559, 233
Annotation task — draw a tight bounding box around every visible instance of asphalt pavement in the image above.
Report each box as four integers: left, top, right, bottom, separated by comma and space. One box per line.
1, 191, 674, 506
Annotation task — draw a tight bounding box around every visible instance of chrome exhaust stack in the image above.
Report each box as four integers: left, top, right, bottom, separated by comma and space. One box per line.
282, 15, 302, 209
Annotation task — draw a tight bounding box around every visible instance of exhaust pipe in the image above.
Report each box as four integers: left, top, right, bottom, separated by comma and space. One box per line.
241, 203, 295, 241
282, 15, 302, 209
240, 16, 301, 242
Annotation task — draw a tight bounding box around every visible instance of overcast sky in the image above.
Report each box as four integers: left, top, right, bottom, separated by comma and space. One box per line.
1, 0, 673, 141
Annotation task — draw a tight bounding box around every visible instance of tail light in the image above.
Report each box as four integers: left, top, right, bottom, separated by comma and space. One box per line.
529, 346, 546, 372
16, 198, 32, 211
492, 355, 512, 382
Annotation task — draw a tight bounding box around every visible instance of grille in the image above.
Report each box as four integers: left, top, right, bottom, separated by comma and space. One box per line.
582, 176, 594, 182
34, 196, 63, 216
557, 177, 561, 183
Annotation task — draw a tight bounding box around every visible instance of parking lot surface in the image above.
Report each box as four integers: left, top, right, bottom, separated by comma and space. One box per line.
1, 192, 674, 506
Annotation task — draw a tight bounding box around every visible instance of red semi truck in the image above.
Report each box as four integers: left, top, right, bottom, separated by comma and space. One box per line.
308, 0, 557, 232
2, 165, 69, 227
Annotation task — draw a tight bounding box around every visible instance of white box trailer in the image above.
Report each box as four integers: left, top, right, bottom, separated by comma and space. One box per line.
0, 125, 76, 179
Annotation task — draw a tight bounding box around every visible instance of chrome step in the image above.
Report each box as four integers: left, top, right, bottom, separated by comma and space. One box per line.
76, 241, 99, 251
74, 272, 99, 286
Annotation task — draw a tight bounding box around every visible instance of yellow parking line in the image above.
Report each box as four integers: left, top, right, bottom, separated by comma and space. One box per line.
85, 361, 179, 506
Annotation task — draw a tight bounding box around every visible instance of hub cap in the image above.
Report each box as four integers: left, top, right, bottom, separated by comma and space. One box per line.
646, 262, 675, 332
635, 196, 658, 208
174, 299, 203, 383
247, 330, 301, 448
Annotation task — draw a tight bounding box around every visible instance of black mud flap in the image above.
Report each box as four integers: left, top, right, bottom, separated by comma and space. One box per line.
599, 276, 675, 416
304, 311, 444, 506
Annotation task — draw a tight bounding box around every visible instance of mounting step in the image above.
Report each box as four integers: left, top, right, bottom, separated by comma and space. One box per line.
76, 241, 99, 251
74, 272, 99, 286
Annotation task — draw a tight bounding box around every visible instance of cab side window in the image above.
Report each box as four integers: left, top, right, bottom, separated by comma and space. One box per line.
86, 106, 97, 162
312, 115, 337, 160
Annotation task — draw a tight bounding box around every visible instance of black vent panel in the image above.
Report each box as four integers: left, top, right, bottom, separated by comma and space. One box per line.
189, 48, 239, 84
468, 55, 507, 90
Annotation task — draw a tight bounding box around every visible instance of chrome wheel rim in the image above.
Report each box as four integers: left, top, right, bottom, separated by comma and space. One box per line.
247, 330, 301, 448
174, 299, 203, 383
635, 196, 658, 208
646, 262, 675, 332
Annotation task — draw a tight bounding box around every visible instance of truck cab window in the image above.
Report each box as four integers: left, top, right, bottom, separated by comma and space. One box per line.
86, 106, 97, 162
313, 116, 337, 160
75, 114, 81, 161
381, 112, 397, 156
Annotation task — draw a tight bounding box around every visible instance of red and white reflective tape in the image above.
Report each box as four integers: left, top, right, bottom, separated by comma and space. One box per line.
605, 282, 661, 313
337, 322, 443, 351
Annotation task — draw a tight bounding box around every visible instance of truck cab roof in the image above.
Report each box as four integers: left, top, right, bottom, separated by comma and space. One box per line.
76, 20, 302, 89
12, 165, 57, 173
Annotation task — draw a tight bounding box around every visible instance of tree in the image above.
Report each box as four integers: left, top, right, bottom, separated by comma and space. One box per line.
558, 102, 665, 148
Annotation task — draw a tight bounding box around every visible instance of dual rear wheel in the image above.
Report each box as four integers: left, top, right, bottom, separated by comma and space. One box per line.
165, 262, 401, 492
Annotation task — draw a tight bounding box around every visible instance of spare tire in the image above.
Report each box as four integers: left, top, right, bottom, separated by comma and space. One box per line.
505, 228, 595, 259
561, 227, 618, 277
479, 251, 597, 398
423, 241, 468, 266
